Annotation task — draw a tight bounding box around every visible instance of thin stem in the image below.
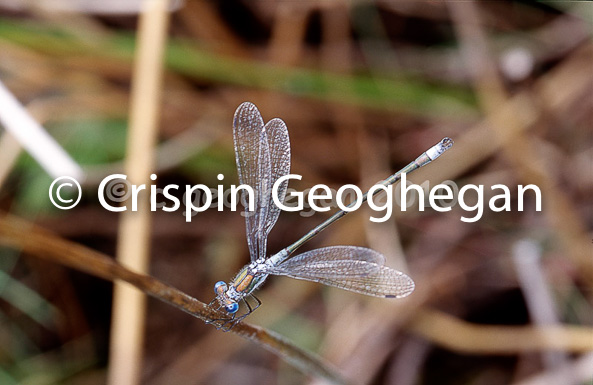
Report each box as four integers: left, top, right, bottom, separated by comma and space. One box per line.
108, 1, 170, 384
0, 214, 350, 385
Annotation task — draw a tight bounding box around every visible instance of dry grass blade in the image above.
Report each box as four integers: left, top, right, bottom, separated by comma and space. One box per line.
407, 308, 593, 354
108, 1, 171, 384
0, 213, 350, 385
0, 132, 21, 189
512, 240, 569, 370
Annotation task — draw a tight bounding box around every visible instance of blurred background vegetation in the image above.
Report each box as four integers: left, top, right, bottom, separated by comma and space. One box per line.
0, 1, 591, 384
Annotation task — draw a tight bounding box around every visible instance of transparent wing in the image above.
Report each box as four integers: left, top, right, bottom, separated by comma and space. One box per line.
267, 246, 414, 298
269, 246, 385, 277
233, 102, 272, 261
263, 118, 290, 235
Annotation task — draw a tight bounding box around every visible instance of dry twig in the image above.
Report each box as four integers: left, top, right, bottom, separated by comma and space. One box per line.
407, 308, 593, 354
0, 213, 349, 385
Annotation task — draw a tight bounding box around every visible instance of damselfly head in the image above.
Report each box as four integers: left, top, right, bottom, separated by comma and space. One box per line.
213, 281, 239, 314
214, 281, 227, 295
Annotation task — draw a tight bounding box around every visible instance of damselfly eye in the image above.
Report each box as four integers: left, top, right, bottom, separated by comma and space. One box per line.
225, 302, 239, 314
214, 281, 227, 294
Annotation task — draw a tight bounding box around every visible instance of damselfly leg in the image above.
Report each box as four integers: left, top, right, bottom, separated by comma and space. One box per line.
234, 294, 261, 323
206, 294, 262, 330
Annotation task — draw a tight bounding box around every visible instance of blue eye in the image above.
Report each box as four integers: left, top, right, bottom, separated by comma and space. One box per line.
225, 302, 239, 314
214, 281, 227, 294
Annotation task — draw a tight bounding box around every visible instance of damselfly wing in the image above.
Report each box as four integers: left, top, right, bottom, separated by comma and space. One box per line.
209, 102, 452, 330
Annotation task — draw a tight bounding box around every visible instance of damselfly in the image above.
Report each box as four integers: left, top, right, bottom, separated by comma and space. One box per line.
209, 102, 453, 330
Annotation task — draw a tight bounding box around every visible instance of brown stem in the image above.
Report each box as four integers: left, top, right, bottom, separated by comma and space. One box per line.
0, 213, 349, 385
